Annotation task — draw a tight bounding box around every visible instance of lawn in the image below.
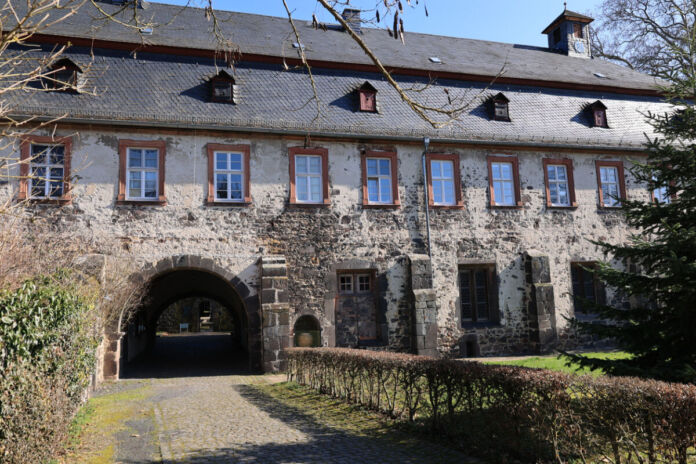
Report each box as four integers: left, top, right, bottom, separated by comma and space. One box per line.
482, 351, 631, 376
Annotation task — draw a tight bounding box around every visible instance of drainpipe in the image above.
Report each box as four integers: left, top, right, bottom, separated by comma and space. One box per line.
421, 137, 432, 257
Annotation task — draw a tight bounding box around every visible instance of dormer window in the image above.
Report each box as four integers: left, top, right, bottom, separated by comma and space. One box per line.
587, 101, 609, 128
47, 58, 81, 91
487, 93, 511, 122
209, 70, 236, 103
357, 82, 377, 112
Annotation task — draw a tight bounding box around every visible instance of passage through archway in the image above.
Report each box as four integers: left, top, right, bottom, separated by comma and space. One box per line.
120, 261, 262, 378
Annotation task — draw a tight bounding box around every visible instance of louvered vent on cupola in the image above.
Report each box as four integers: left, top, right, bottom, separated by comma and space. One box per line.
356, 82, 378, 113
45, 58, 82, 92
484, 93, 511, 121
209, 70, 238, 104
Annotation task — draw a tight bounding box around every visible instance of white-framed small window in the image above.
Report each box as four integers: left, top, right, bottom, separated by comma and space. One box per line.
214, 151, 244, 202
430, 159, 455, 205
357, 274, 371, 292
339, 274, 353, 293
127, 147, 159, 200
599, 166, 620, 207
29, 143, 65, 198
491, 162, 515, 206
547, 164, 570, 206
295, 154, 323, 203
366, 157, 392, 204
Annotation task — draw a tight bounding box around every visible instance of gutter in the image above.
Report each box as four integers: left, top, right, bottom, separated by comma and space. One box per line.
14, 115, 649, 153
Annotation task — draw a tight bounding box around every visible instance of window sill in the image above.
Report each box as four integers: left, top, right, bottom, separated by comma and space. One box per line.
287, 202, 331, 208
206, 201, 252, 207
430, 203, 465, 210
116, 199, 167, 207
362, 203, 400, 209
546, 204, 578, 210
20, 197, 72, 206
489, 204, 523, 210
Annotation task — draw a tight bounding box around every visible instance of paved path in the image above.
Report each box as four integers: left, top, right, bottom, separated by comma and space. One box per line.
148, 374, 470, 464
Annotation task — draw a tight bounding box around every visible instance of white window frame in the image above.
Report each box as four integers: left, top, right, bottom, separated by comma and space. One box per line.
366, 157, 393, 204
295, 154, 323, 204
430, 159, 456, 206
599, 166, 621, 207
491, 161, 515, 206
29, 143, 65, 199
339, 274, 353, 293
126, 147, 159, 201
357, 274, 371, 293
547, 164, 571, 207
214, 151, 244, 202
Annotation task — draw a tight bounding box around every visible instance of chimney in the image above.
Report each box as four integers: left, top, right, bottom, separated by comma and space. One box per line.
341, 8, 362, 33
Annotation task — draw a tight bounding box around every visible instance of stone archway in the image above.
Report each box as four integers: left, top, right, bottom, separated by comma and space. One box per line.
105, 255, 262, 379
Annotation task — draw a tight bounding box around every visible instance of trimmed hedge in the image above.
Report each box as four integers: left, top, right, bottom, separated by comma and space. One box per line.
287, 348, 696, 463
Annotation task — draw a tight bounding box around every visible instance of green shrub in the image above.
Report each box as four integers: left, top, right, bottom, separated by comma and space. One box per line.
0, 275, 99, 464
287, 347, 696, 463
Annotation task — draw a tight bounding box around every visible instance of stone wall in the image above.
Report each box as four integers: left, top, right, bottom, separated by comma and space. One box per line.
1, 126, 648, 367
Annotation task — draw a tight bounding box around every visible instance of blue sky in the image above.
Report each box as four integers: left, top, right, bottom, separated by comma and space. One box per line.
157, 0, 604, 47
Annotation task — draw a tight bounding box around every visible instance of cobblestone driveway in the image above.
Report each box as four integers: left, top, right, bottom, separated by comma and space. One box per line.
149, 374, 472, 464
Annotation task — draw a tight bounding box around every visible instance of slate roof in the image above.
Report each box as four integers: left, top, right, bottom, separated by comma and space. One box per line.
7, 45, 673, 149
25, 1, 665, 91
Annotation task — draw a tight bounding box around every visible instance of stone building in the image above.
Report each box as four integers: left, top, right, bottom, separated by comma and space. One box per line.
3, 3, 673, 376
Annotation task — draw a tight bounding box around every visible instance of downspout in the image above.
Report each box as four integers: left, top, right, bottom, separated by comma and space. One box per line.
421, 137, 432, 257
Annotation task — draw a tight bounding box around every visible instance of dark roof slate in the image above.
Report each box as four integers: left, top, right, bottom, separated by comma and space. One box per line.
25, 1, 664, 91
6, 45, 673, 148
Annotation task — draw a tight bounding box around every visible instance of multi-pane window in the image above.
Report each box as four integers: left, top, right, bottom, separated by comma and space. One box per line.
490, 161, 515, 206
366, 157, 392, 204
29, 144, 65, 199
214, 151, 244, 202
547, 164, 570, 206
357, 274, 371, 292
459, 265, 496, 324
599, 165, 620, 207
295, 154, 323, 203
430, 159, 455, 205
127, 147, 159, 200
571, 263, 605, 318
339, 274, 353, 293
212, 79, 233, 101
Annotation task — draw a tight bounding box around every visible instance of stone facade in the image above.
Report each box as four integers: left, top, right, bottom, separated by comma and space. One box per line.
2, 126, 649, 372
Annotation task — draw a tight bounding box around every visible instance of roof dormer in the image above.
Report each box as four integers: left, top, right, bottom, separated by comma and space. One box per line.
356, 82, 378, 113
209, 70, 237, 103
486, 93, 511, 121
585, 100, 609, 128
46, 58, 82, 91
542, 8, 593, 58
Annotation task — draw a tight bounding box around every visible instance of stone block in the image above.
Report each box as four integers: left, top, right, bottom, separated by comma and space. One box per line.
261, 288, 277, 304
526, 250, 551, 284
262, 264, 287, 277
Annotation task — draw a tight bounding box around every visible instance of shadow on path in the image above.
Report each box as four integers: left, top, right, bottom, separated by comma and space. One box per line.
122, 333, 250, 379
149, 384, 474, 464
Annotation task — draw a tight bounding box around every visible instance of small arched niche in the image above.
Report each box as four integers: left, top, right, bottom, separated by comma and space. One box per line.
293, 315, 321, 347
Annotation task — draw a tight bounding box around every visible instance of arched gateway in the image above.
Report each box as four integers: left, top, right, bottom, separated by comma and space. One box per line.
103, 255, 264, 379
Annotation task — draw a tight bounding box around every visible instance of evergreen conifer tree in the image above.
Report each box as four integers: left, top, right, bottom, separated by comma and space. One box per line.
565, 83, 696, 383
